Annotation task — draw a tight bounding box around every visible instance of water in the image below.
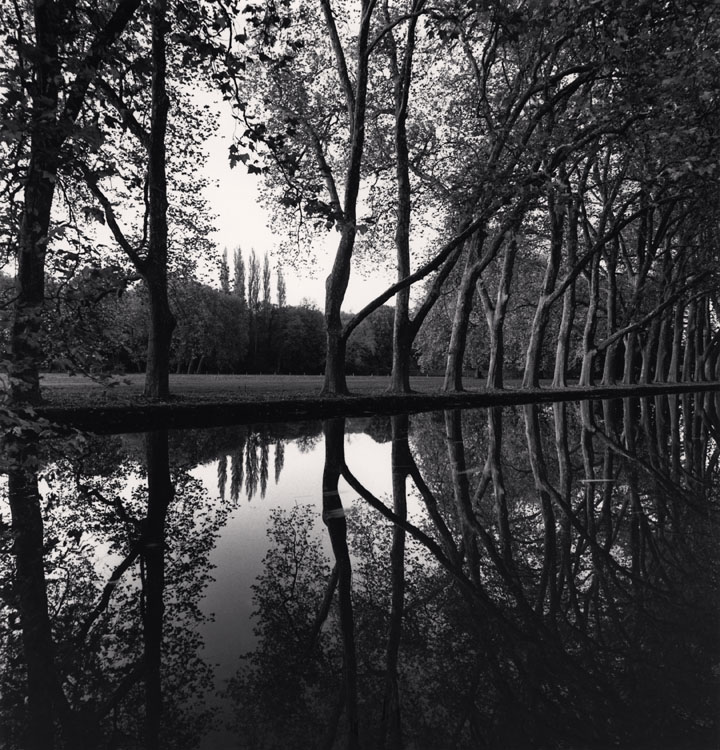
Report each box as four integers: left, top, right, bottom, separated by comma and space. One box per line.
1, 394, 719, 749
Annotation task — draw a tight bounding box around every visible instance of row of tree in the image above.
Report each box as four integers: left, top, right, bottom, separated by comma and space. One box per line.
1, 0, 719, 405
240, 0, 720, 392
1, 256, 396, 376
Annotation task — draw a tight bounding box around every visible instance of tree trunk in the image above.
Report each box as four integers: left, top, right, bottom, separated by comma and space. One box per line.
444, 254, 481, 392
144, 275, 175, 398
320, 0, 374, 396
142, 430, 173, 749
9, 0, 140, 404
9, 0, 62, 404
601, 244, 618, 385
323, 247, 352, 394
387, 1, 421, 394
143, 0, 174, 400
321, 418, 359, 747
522, 189, 564, 389
622, 330, 636, 385
681, 299, 696, 383
552, 197, 579, 388
486, 317, 505, 389
8, 438, 58, 749
668, 302, 684, 383
482, 239, 517, 390
640, 317, 659, 383
383, 414, 409, 748
390, 317, 413, 393
579, 252, 601, 386
552, 281, 576, 388
653, 315, 669, 383
523, 303, 550, 388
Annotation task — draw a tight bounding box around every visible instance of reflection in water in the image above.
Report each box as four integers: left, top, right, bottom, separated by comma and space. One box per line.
0, 397, 718, 748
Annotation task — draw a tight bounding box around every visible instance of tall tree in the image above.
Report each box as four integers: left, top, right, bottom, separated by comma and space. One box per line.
276, 265, 287, 308
233, 247, 246, 305
5, 0, 142, 404
219, 248, 231, 293
79, 0, 223, 398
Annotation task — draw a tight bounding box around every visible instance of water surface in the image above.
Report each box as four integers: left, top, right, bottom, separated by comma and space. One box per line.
2, 393, 719, 749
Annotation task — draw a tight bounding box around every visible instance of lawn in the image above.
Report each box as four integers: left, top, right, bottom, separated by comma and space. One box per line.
38, 372, 466, 407
24, 372, 718, 432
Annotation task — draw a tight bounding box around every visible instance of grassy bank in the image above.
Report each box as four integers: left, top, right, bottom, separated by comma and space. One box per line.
27, 372, 720, 433
38, 372, 454, 407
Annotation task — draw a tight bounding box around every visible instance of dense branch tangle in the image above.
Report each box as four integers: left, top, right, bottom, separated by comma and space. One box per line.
235, 0, 720, 391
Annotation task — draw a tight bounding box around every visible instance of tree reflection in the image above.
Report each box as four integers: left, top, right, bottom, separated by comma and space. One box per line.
5, 431, 60, 749
1, 426, 223, 748
229, 396, 719, 749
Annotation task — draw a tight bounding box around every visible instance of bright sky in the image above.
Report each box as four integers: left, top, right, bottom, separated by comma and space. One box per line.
201, 101, 391, 313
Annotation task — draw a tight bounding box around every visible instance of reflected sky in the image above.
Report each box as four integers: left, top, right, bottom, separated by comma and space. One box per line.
1, 396, 719, 749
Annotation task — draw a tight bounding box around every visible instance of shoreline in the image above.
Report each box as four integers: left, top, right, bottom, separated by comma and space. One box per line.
24, 376, 720, 433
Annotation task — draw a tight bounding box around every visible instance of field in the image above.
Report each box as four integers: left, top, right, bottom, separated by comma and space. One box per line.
15, 373, 717, 434
37, 372, 462, 407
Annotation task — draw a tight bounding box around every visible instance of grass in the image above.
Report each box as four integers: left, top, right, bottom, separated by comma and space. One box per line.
38, 372, 467, 408
27, 372, 719, 432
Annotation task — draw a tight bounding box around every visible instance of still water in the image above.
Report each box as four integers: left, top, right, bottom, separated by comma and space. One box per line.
2, 393, 719, 749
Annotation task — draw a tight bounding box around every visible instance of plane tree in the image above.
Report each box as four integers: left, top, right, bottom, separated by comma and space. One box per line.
73, 1, 229, 398
1, 0, 145, 404
404, 0, 720, 391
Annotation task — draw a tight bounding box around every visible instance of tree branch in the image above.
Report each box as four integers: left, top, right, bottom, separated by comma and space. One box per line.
79, 163, 146, 272
59, 0, 143, 132
95, 79, 150, 148
319, 0, 356, 123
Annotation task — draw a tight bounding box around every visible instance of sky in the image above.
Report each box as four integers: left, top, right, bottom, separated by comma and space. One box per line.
201, 101, 391, 313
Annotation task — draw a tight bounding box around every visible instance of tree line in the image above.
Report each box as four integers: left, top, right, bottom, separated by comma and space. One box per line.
240, 0, 720, 393
1, 249, 395, 376
1, 0, 719, 405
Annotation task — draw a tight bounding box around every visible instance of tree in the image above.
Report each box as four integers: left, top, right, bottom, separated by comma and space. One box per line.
233, 247, 247, 305
219, 248, 231, 293
78, 0, 224, 398
4, 0, 142, 404
276, 265, 286, 307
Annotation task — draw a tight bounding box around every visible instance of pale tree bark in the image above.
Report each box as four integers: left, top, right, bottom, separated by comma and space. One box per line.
681, 298, 697, 383
385, 0, 424, 393
321, 0, 376, 395
523, 186, 567, 389
444, 200, 529, 392
444, 239, 485, 392
579, 251, 601, 386
478, 238, 518, 389
653, 242, 675, 383
639, 316, 660, 383
668, 302, 684, 383
601, 239, 619, 385
552, 195, 580, 388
